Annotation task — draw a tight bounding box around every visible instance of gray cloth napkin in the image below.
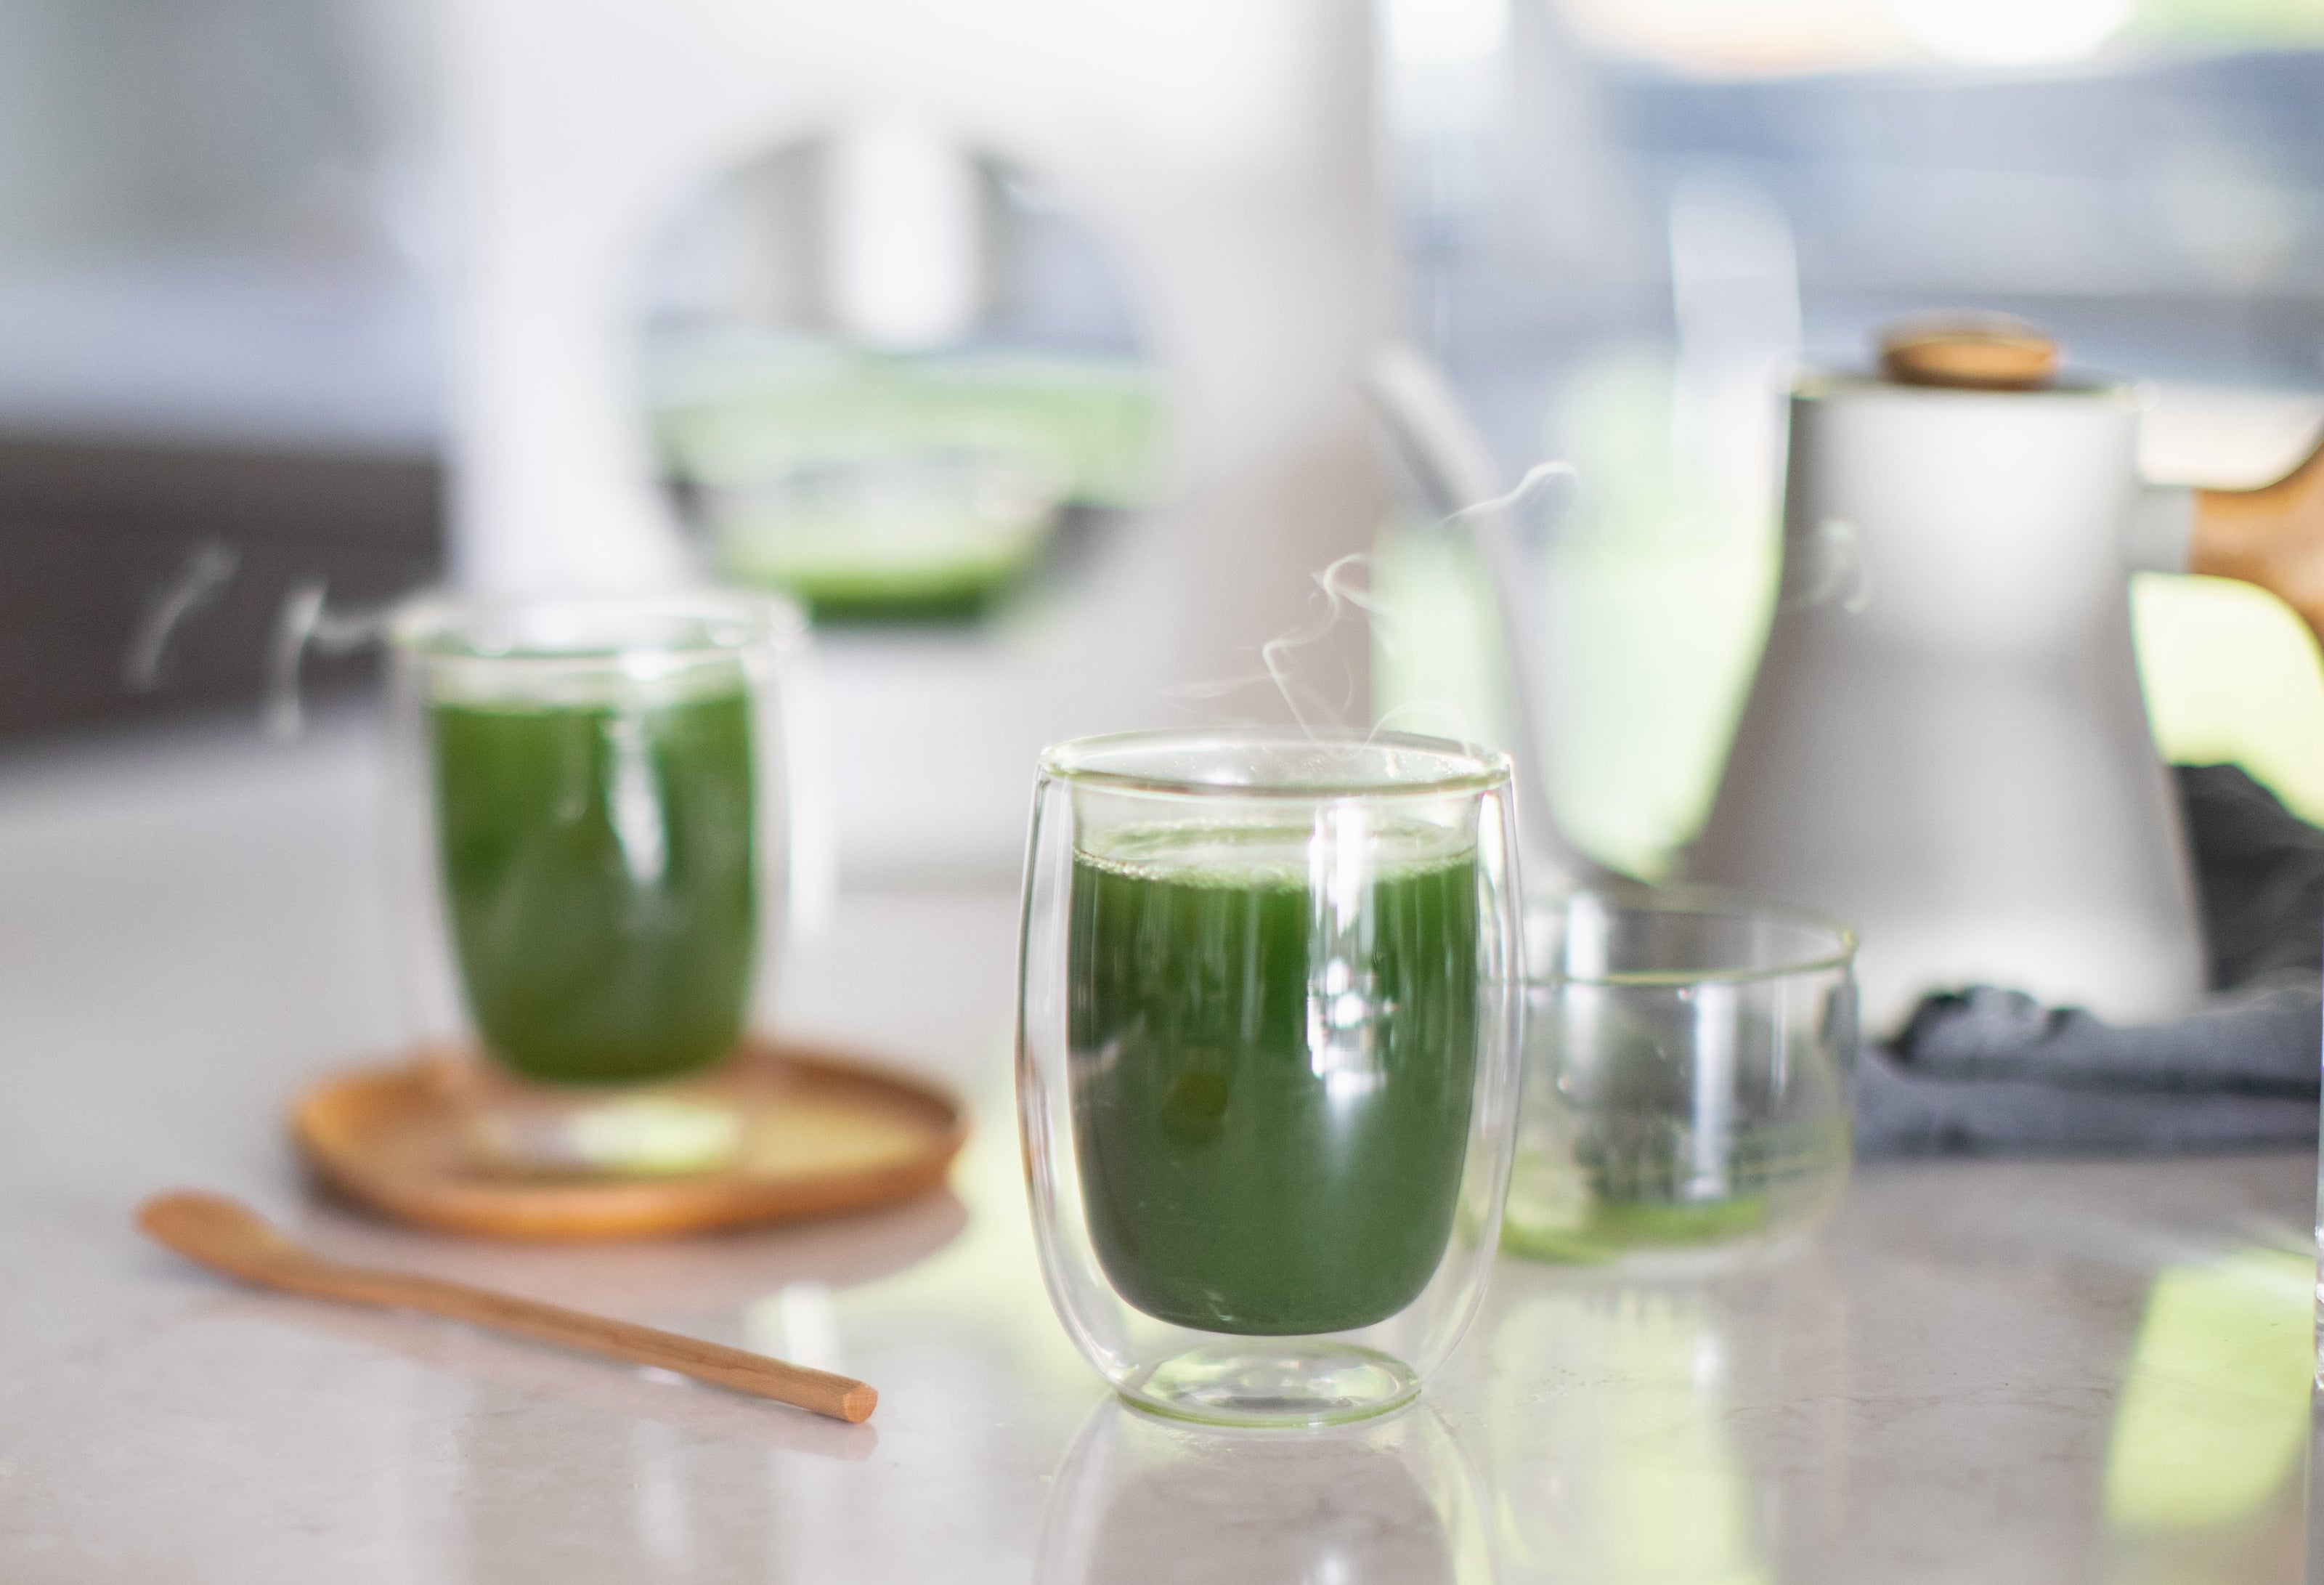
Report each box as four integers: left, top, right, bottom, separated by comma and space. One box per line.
1856, 764, 2324, 1157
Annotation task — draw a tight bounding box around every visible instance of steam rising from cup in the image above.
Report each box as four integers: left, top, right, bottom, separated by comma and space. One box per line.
1367, 343, 1617, 890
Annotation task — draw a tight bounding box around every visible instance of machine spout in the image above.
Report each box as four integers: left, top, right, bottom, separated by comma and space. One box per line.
1365, 343, 1625, 895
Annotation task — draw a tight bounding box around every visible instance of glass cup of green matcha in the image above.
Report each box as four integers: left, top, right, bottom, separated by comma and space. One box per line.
386, 590, 816, 1172
1503, 891, 1858, 1265
1017, 729, 1526, 1428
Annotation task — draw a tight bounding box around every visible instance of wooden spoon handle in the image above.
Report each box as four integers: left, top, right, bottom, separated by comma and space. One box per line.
2193, 431, 2324, 652
261, 1257, 876, 1422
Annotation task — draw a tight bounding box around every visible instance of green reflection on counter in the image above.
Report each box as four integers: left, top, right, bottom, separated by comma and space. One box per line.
2104, 1246, 2312, 1532
1492, 1289, 1768, 1584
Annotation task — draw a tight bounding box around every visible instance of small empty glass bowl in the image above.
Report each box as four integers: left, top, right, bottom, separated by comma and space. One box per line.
1503, 890, 1858, 1265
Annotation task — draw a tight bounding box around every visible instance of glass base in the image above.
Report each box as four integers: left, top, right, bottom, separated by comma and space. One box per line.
1120, 1342, 1420, 1430
1500, 1151, 1849, 1269
447, 1053, 747, 1177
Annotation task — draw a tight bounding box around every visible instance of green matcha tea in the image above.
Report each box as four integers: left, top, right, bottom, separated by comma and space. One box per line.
431, 682, 757, 1086
1066, 824, 1480, 1336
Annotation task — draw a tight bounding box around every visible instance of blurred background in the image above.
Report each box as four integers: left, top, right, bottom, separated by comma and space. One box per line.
1, 0, 2318, 885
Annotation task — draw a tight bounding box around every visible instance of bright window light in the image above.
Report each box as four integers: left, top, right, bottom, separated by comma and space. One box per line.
1384, 0, 1509, 65
1888, 0, 2133, 65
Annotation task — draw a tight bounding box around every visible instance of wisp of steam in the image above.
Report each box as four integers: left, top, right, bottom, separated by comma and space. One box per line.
1163, 336, 1605, 884
1161, 459, 1576, 755
1158, 551, 1396, 741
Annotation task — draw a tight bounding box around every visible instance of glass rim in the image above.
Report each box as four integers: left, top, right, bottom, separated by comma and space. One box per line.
386, 587, 807, 664
1527, 888, 1859, 987
1039, 726, 1512, 799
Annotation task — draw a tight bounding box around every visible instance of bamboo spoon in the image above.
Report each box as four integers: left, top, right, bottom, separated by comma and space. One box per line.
137, 1190, 877, 1423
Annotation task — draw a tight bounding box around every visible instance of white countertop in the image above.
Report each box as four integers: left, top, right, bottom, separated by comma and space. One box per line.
1, 714, 2317, 1583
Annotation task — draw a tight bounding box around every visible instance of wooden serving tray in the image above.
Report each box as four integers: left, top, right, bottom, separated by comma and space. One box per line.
292, 1039, 967, 1241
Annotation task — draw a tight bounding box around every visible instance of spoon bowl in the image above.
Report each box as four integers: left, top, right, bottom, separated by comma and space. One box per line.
139, 1191, 311, 1279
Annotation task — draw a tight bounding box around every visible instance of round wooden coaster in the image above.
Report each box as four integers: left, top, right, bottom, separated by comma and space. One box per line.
291, 1039, 968, 1241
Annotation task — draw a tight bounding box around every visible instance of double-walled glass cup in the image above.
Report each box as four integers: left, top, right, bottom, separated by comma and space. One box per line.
1504, 891, 1858, 1264
386, 590, 817, 1172
1017, 729, 1524, 1428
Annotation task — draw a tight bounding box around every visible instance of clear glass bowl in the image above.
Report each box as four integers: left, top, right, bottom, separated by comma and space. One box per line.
1503, 890, 1858, 1265
1016, 728, 1524, 1427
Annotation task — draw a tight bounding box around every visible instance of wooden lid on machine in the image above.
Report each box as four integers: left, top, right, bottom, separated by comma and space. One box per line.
1877, 313, 2060, 391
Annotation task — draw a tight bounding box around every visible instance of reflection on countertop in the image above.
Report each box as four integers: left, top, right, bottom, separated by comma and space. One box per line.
1487, 1274, 1813, 1584
1037, 1401, 1489, 1584
2102, 1247, 2312, 1584
1460, 1181, 2315, 1585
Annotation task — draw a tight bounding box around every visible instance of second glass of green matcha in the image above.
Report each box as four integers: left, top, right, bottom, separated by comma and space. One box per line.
1017, 729, 1525, 1427
386, 590, 816, 1172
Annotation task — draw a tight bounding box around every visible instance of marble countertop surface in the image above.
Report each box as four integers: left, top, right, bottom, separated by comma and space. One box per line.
0, 715, 2316, 1584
